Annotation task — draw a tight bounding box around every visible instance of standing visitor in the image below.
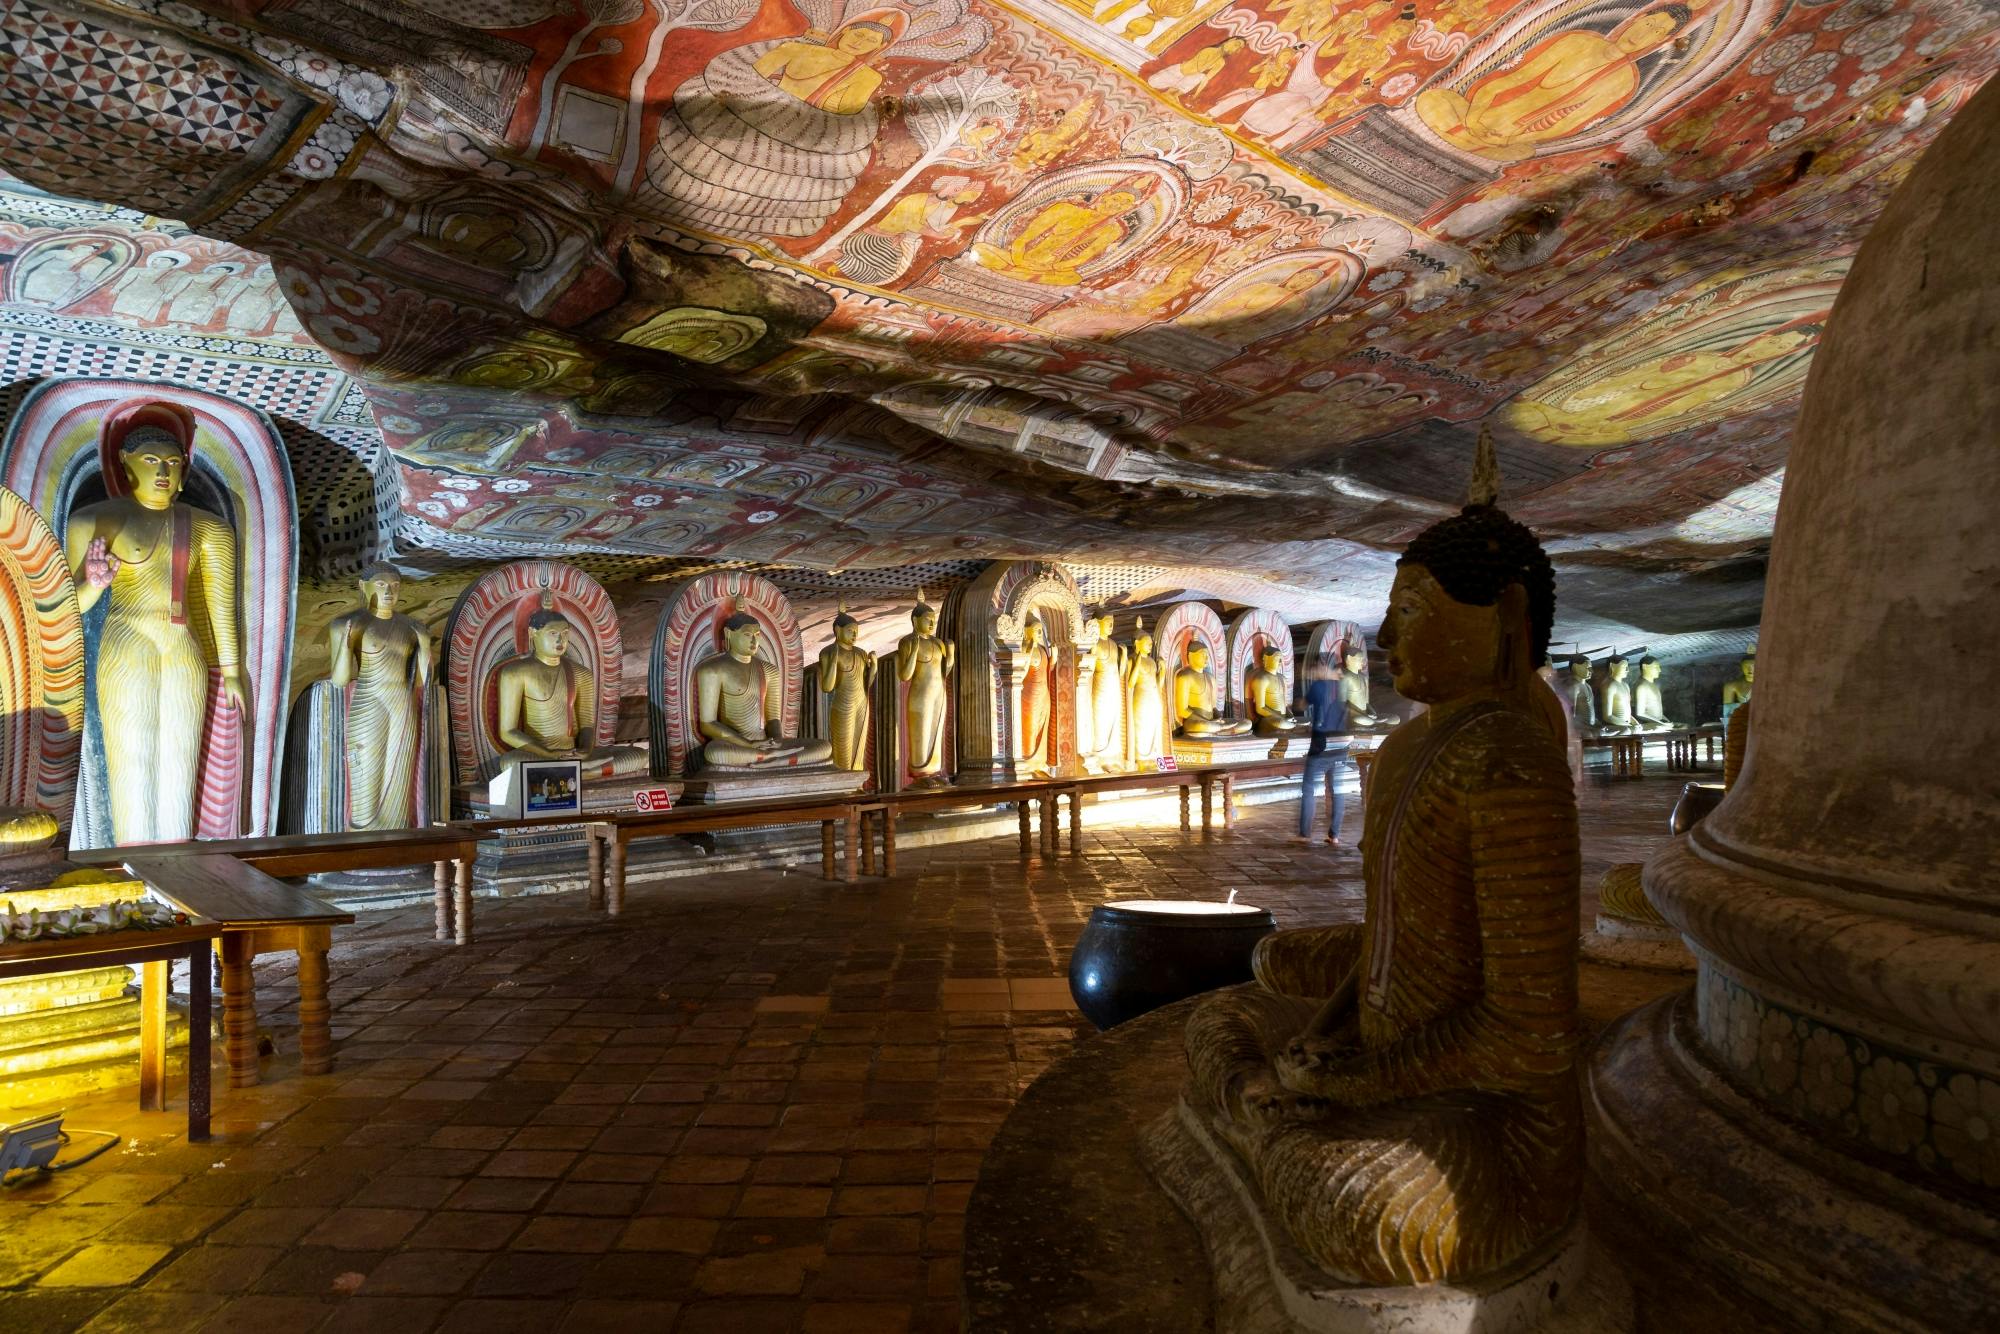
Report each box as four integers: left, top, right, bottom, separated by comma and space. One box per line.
1294, 656, 1349, 844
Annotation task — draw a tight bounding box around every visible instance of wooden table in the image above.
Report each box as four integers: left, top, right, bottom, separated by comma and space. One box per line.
1609, 734, 1646, 779
860, 778, 1091, 872
0, 918, 218, 1140
1193, 756, 1309, 832
123, 854, 353, 1089
577, 797, 868, 914
75, 825, 484, 945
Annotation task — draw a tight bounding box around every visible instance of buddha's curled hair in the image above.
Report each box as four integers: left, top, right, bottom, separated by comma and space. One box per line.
1397, 504, 1557, 666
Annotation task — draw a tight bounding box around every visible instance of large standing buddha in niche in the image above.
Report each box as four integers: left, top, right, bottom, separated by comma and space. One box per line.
64, 403, 241, 845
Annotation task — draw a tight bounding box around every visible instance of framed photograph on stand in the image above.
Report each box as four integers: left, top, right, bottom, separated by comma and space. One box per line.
520, 760, 583, 817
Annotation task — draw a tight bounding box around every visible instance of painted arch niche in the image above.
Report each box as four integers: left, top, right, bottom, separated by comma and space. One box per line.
0, 378, 298, 846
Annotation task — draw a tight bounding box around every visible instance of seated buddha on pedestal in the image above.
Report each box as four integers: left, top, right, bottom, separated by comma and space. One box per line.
1171, 490, 1582, 1289
695, 613, 833, 771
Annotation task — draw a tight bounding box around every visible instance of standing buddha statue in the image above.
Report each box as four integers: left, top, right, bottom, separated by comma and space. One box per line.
896, 590, 954, 789
1083, 612, 1126, 771
1125, 619, 1166, 767
327, 563, 431, 830
1016, 616, 1054, 776
1174, 480, 1582, 1287
815, 602, 875, 773
65, 401, 243, 844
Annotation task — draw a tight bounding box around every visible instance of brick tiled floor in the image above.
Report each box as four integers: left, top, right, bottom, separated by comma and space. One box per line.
1, 767, 1691, 1331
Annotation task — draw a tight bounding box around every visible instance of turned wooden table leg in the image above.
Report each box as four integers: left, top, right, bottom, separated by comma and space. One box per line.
219, 933, 258, 1089
186, 940, 210, 1142
822, 820, 837, 881
297, 927, 333, 1076
1223, 775, 1236, 830
588, 833, 605, 910
433, 860, 451, 941
1040, 792, 1057, 854
1067, 789, 1082, 853
845, 810, 859, 884
454, 858, 475, 943
608, 838, 628, 916
861, 811, 876, 876
883, 809, 897, 876
1018, 802, 1031, 856
1179, 782, 1191, 832
139, 958, 168, 1111
1201, 778, 1213, 831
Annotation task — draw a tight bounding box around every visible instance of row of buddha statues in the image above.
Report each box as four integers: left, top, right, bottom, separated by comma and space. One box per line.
1559, 649, 1754, 737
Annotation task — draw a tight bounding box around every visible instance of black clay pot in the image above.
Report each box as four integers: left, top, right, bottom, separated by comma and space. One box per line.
1068, 899, 1278, 1031
1670, 781, 1726, 835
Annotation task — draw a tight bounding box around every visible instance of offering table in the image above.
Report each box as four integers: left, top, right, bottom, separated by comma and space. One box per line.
0, 914, 218, 1140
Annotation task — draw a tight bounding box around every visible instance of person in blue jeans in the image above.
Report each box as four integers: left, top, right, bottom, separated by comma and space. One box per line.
1295, 657, 1349, 843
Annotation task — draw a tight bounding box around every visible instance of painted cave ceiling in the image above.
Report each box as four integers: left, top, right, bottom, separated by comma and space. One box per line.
0, 0, 1994, 641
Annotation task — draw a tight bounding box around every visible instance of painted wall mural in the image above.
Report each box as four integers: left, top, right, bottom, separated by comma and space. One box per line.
0, 0, 1994, 647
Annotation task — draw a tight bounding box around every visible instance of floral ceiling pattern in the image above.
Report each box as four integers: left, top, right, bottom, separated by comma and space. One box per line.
0, 0, 1994, 634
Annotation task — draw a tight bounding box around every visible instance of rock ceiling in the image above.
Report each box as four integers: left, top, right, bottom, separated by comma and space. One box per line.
0, 0, 1995, 640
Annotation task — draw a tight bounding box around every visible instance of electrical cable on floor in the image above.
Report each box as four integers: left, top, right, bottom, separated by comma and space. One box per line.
0, 1128, 120, 1187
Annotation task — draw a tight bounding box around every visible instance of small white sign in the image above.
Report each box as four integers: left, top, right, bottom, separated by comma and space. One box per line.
634, 787, 675, 813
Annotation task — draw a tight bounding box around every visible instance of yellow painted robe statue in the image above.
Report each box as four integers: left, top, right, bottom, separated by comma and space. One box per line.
816, 608, 875, 772
327, 564, 431, 830
66, 404, 243, 845
896, 596, 954, 788
495, 611, 650, 778
695, 614, 831, 770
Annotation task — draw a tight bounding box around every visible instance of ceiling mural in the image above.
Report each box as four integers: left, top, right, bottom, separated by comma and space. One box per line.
0, 0, 1994, 640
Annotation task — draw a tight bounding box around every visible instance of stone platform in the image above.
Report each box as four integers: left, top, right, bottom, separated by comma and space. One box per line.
966, 993, 1632, 1333
1173, 735, 1282, 766
678, 766, 869, 805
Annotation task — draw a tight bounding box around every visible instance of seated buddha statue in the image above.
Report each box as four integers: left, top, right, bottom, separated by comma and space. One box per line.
1563, 654, 1597, 732
1339, 643, 1383, 728
695, 613, 833, 771
1245, 645, 1306, 736
1631, 655, 1679, 731
1720, 651, 1754, 723
1178, 495, 1582, 1287
1598, 655, 1638, 734
494, 611, 650, 778
1174, 641, 1252, 737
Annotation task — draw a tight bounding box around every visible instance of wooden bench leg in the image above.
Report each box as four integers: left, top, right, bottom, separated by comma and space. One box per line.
187, 940, 210, 1142
219, 933, 258, 1089
139, 959, 168, 1112
883, 809, 897, 877
1223, 776, 1236, 830
433, 860, 451, 941
588, 833, 605, 910
861, 811, 876, 876
1067, 790, 1081, 853
845, 810, 859, 884
1201, 778, 1213, 831
822, 820, 837, 881
297, 927, 333, 1076
1179, 783, 1191, 832
1040, 793, 1057, 855
454, 858, 475, 943
1018, 802, 1031, 857
608, 838, 628, 916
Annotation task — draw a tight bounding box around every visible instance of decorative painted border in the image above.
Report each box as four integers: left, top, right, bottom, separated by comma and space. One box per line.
1699, 968, 2000, 1191
1225, 607, 1293, 713
0, 486, 84, 829
648, 570, 802, 779
443, 561, 622, 785
0, 376, 298, 840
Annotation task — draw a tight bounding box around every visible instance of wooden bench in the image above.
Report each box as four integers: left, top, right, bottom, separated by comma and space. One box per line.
574, 797, 870, 915
1030, 766, 1212, 856
75, 826, 484, 945
122, 853, 353, 1090
1193, 756, 1310, 831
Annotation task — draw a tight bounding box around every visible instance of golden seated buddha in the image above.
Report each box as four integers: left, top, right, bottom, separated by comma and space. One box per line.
1177, 494, 1582, 1286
